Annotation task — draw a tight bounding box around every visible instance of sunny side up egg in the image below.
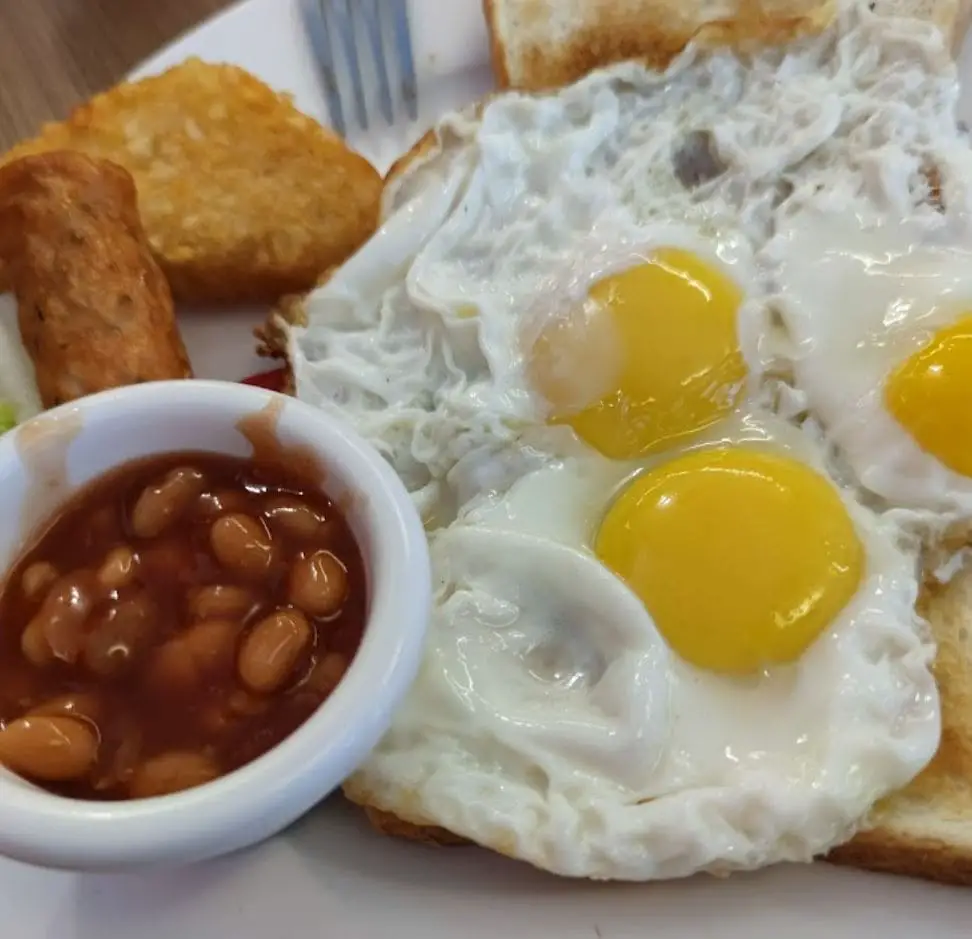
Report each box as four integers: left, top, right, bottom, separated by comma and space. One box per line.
524, 246, 748, 461
769, 209, 972, 521
345, 410, 936, 880
288, 2, 946, 882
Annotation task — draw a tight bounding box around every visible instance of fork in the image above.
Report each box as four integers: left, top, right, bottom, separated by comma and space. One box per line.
303, 0, 419, 137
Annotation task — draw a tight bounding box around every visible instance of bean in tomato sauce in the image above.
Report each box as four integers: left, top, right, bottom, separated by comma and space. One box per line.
0, 451, 366, 800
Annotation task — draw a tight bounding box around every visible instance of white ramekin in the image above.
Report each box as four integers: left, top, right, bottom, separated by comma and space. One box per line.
0, 380, 431, 871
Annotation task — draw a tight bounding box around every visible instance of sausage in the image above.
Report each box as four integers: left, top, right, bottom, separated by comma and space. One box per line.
0, 151, 192, 408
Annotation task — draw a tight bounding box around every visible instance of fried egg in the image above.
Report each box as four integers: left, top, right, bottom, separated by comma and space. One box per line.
292, 195, 763, 527
770, 210, 972, 520
523, 245, 752, 460
286, 1, 950, 881
346, 411, 937, 880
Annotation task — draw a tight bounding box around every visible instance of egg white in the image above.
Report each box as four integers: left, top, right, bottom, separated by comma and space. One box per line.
292, 196, 765, 530
769, 209, 972, 525
346, 408, 937, 880
288, 0, 953, 881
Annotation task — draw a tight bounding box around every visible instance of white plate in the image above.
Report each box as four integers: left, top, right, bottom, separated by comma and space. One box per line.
2, 0, 972, 934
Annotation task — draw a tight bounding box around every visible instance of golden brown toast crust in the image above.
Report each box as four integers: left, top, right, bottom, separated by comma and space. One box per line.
383, 96, 498, 193
384, 128, 443, 189
360, 805, 469, 846
826, 567, 972, 885
953, 0, 972, 51
483, 0, 972, 92
483, 0, 514, 88
481, 0, 837, 91
828, 829, 972, 887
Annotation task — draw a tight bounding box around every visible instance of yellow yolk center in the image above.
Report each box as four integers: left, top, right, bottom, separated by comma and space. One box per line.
884, 314, 972, 478
526, 248, 747, 460
594, 447, 864, 674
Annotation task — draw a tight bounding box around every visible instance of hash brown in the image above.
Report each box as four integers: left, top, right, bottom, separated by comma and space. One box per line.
1, 59, 383, 305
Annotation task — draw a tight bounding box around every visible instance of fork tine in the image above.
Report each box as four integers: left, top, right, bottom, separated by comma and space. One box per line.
305, 0, 347, 136
389, 0, 419, 122
362, 0, 395, 125
338, 0, 370, 131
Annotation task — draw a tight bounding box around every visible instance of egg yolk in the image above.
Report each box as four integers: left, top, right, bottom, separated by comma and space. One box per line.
884, 314, 972, 478
594, 447, 864, 674
526, 248, 747, 460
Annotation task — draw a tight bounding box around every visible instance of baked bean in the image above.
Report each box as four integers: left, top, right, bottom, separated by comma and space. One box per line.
148, 619, 241, 690
83, 594, 158, 678
306, 651, 349, 696
263, 496, 329, 541
0, 450, 367, 802
85, 505, 120, 544
196, 488, 250, 519
200, 704, 231, 735
96, 545, 139, 591
210, 514, 276, 578
130, 467, 206, 539
21, 562, 58, 602
187, 584, 257, 621
140, 538, 194, 585
288, 550, 348, 618
228, 689, 269, 717
201, 691, 267, 734
94, 728, 142, 791
183, 619, 241, 671
129, 750, 219, 799
238, 609, 312, 693
0, 716, 98, 782
20, 617, 52, 668
146, 639, 195, 689
29, 692, 102, 723
24, 573, 97, 665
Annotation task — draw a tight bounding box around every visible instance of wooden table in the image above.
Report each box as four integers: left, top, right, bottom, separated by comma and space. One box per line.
0, 0, 235, 151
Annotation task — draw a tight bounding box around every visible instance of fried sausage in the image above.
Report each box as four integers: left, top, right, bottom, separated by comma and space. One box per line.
0, 151, 191, 408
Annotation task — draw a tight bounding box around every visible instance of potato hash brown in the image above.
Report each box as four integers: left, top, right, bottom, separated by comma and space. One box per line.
1, 59, 383, 305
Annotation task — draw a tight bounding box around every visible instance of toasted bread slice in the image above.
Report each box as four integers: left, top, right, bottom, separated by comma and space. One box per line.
828, 564, 972, 886
483, 0, 838, 90
1, 59, 382, 305
483, 0, 972, 91
385, 1, 971, 198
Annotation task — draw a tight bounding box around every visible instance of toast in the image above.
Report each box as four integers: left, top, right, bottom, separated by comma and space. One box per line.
483, 0, 972, 91
827, 564, 972, 886
483, 0, 838, 90
383, 1, 972, 191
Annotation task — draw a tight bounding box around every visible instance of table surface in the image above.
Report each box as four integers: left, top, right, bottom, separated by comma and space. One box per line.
0, 0, 234, 151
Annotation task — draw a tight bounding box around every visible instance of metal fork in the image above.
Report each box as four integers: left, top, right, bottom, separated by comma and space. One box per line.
303, 0, 419, 137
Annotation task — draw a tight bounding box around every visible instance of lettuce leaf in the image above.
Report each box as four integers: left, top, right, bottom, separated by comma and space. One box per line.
0, 401, 17, 434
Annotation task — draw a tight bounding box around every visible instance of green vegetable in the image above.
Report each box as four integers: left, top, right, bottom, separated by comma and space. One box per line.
0, 401, 17, 434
